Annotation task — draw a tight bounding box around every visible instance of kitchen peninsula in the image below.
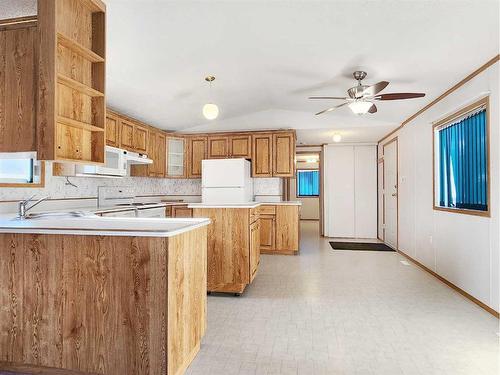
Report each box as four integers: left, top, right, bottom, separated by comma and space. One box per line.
0, 215, 210, 375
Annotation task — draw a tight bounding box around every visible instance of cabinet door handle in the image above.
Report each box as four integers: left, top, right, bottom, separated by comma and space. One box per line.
392, 193, 397, 197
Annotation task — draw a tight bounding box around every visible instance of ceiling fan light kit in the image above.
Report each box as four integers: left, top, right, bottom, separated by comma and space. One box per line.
203, 75, 219, 120
348, 100, 373, 115
309, 71, 425, 116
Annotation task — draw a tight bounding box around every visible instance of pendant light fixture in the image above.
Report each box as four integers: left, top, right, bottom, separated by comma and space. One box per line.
203, 76, 219, 120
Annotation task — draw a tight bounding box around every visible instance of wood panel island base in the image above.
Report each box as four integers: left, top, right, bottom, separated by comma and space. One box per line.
190, 204, 261, 295
0, 219, 209, 375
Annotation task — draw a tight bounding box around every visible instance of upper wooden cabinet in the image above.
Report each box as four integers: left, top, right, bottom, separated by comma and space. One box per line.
252, 133, 273, 177
207, 136, 229, 158
130, 128, 166, 178
37, 0, 106, 164
166, 136, 186, 178
187, 136, 207, 178
133, 124, 148, 154
229, 135, 252, 159
105, 113, 120, 148
0, 21, 37, 153
273, 132, 295, 177
119, 119, 135, 150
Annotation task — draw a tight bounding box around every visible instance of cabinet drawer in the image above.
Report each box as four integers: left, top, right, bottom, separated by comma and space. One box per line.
259, 205, 276, 215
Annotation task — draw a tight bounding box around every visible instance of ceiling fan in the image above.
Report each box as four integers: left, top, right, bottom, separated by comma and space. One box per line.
309, 71, 425, 115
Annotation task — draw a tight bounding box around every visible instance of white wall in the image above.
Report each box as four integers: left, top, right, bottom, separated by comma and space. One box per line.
290, 160, 320, 220
324, 144, 378, 238
378, 62, 499, 312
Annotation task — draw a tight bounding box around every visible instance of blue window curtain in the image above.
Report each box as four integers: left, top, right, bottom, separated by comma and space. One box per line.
438, 108, 487, 211
297, 170, 319, 197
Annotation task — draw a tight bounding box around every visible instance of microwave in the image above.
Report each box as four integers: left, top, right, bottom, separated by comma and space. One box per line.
75, 146, 127, 177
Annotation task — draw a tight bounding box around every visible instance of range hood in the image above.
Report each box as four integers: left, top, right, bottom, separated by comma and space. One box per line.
125, 151, 153, 165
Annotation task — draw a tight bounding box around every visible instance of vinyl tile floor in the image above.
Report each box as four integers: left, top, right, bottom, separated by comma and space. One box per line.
186, 221, 499, 375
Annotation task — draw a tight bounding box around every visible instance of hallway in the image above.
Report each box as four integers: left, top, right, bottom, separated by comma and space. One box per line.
187, 222, 499, 375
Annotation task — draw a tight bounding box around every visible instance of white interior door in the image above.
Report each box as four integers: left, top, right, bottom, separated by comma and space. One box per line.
383, 140, 398, 249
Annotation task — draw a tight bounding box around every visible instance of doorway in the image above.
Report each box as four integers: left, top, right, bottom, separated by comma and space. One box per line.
285, 149, 322, 231
383, 138, 398, 249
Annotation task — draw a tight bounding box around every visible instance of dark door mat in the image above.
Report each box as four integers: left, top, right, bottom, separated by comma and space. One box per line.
329, 241, 395, 252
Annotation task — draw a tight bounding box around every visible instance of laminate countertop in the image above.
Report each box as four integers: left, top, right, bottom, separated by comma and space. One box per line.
187, 201, 302, 208
0, 215, 211, 237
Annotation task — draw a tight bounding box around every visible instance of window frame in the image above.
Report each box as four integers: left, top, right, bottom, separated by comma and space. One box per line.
296, 169, 320, 198
0, 153, 45, 188
432, 96, 490, 217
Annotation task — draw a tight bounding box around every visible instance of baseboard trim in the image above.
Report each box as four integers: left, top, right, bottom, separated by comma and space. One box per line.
398, 249, 499, 318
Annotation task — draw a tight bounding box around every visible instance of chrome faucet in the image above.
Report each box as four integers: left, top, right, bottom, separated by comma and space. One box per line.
18, 195, 50, 219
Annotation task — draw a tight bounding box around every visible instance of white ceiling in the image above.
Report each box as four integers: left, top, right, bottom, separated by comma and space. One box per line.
2, 0, 499, 143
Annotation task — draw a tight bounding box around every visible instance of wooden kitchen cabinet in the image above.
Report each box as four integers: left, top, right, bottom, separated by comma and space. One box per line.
134, 124, 148, 153
252, 133, 273, 177
36, 0, 106, 163
259, 215, 276, 251
105, 113, 121, 148
229, 134, 252, 159
207, 136, 229, 158
119, 119, 135, 150
187, 136, 207, 178
131, 128, 165, 177
166, 136, 186, 178
172, 204, 193, 218
118, 117, 149, 154
259, 204, 299, 255
273, 132, 295, 176
249, 219, 261, 283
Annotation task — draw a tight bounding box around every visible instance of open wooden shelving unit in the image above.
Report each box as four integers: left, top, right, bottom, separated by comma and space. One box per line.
37, 0, 106, 164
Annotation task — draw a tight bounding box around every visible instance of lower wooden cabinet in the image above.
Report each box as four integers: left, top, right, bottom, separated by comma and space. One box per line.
249, 219, 261, 282
259, 204, 299, 255
171, 204, 193, 218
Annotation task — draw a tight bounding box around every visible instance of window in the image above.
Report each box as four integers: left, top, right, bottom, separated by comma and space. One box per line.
433, 98, 489, 216
297, 170, 319, 197
0, 152, 44, 187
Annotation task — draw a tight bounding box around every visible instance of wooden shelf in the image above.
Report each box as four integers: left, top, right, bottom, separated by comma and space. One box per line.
57, 73, 104, 97
57, 32, 104, 63
57, 116, 105, 133
81, 0, 106, 13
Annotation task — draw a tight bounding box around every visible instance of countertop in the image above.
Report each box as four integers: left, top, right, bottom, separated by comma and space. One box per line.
0, 215, 211, 237
187, 201, 302, 208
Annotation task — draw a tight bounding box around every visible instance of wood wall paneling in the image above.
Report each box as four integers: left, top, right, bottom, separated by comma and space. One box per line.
0, 26, 37, 152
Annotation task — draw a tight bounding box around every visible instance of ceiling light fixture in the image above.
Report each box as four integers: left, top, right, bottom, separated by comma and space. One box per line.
348, 100, 372, 115
332, 134, 342, 143
203, 76, 219, 120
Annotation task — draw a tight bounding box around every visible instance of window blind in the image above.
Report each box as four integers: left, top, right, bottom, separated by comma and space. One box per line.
438, 108, 487, 211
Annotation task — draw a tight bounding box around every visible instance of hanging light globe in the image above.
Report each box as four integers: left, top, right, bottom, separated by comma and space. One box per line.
203, 103, 219, 120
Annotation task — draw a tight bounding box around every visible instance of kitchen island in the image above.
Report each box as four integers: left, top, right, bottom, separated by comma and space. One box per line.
189, 203, 261, 295
0, 216, 210, 375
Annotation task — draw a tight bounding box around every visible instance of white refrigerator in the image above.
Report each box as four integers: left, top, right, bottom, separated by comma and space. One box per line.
201, 159, 254, 203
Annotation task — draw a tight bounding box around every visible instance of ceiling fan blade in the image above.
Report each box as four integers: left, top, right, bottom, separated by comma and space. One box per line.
315, 102, 348, 115
374, 93, 426, 100
368, 104, 377, 114
309, 96, 348, 100
362, 81, 389, 97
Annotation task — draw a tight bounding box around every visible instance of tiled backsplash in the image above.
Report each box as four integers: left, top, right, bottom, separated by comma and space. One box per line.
0, 163, 283, 204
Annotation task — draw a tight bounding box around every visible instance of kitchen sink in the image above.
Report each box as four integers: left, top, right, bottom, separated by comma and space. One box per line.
14, 211, 95, 220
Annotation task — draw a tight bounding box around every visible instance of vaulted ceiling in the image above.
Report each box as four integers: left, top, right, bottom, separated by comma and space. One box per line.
2, 0, 499, 143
